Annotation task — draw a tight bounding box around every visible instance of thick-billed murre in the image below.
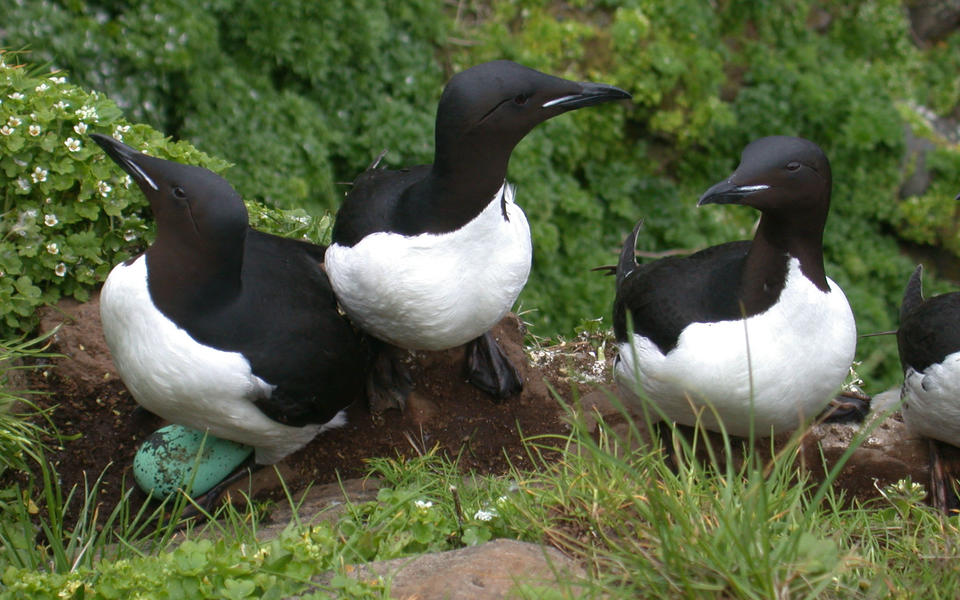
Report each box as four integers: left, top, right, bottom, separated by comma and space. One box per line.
897, 259, 960, 512
325, 60, 631, 409
613, 136, 857, 436
91, 133, 366, 468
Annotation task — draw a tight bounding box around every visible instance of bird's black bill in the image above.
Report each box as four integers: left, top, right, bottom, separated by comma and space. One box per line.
89, 133, 159, 191
697, 180, 769, 206
542, 82, 631, 110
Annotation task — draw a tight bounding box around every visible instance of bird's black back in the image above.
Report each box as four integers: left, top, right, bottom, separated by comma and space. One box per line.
331, 165, 432, 247
174, 229, 367, 426
898, 289, 960, 374
614, 240, 764, 354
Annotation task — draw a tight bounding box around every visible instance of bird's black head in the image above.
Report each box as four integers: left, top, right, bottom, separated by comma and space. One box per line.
433, 60, 631, 171
698, 136, 832, 221
90, 133, 248, 251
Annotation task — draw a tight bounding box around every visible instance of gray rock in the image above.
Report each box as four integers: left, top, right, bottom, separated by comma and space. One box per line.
306, 539, 585, 600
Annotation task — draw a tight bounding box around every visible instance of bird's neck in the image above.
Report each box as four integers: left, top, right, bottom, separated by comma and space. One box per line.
146, 234, 243, 325
400, 137, 514, 234
739, 213, 829, 313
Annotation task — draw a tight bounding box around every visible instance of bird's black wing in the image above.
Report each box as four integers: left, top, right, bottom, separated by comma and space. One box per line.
189, 229, 367, 426
613, 241, 751, 354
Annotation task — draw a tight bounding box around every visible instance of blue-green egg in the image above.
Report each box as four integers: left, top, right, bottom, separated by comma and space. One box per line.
133, 424, 254, 499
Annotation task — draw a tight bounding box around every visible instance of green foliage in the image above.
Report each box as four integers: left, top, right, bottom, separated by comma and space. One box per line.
339, 451, 523, 562
0, 0, 447, 212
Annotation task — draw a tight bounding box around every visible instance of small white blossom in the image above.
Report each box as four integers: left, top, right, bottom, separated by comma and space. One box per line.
7, 116, 21, 127
413, 500, 433, 511
28, 124, 41, 136
32, 167, 48, 183
44, 214, 58, 227
54, 263, 67, 277
16, 178, 30, 192
75, 105, 98, 121
44, 197, 52, 204
473, 509, 497, 521
35, 83, 49, 93
123, 230, 137, 242
8, 92, 24, 100
25, 209, 38, 218
0, 125, 12, 136
64, 137, 81, 152
46, 242, 59, 254
73, 122, 88, 135
54, 100, 69, 111
97, 181, 111, 197
122, 175, 132, 189
49, 76, 67, 84
0, 269, 5, 277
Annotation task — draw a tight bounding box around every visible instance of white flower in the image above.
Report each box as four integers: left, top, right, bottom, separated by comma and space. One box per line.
473, 508, 497, 521
54, 100, 69, 111
44, 214, 58, 227
0, 269, 5, 278
123, 230, 137, 242
32, 167, 48, 183
54, 263, 67, 277
413, 500, 433, 511
44, 197, 52, 204
25, 209, 38, 218
28, 124, 41, 136
97, 181, 111, 197
64, 137, 81, 152
73, 122, 87, 135
46, 242, 59, 254
7, 116, 21, 127
16, 178, 30, 192
0, 125, 12, 136
35, 83, 49, 93
8, 92, 24, 100
49, 76, 67, 84
122, 175, 132, 189
75, 105, 98, 121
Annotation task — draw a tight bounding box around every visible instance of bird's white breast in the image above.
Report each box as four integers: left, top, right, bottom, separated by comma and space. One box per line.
615, 258, 857, 436
325, 184, 532, 350
99, 256, 339, 464
902, 353, 960, 445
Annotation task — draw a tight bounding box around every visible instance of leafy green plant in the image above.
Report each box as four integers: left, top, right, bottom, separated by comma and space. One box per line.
339, 450, 522, 562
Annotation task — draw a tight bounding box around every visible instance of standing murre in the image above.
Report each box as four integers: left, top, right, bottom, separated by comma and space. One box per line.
325, 60, 631, 409
91, 133, 366, 472
897, 258, 960, 512
612, 136, 857, 437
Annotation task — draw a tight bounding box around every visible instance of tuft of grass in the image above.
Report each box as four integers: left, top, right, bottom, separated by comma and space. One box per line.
0, 331, 61, 476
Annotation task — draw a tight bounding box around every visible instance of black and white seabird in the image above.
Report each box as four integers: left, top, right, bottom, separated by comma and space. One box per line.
91, 133, 366, 467
897, 259, 960, 511
325, 60, 630, 408
613, 136, 857, 436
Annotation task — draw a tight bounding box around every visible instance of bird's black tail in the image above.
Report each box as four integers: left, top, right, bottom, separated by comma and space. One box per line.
616, 219, 643, 290
900, 264, 925, 323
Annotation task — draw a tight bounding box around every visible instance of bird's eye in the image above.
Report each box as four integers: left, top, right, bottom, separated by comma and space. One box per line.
785, 161, 801, 171
513, 93, 529, 105
172, 186, 187, 200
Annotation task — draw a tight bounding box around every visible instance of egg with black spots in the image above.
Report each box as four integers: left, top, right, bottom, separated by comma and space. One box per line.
133, 424, 253, 499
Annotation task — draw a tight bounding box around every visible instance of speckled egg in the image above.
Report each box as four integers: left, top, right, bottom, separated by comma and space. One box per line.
133, 424, 254, 498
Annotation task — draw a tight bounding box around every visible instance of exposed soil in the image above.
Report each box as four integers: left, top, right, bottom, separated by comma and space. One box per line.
8, 294, 609, 519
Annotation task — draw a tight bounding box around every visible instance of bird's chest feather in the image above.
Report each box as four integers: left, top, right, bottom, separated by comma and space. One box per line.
325, 184, 532, 349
